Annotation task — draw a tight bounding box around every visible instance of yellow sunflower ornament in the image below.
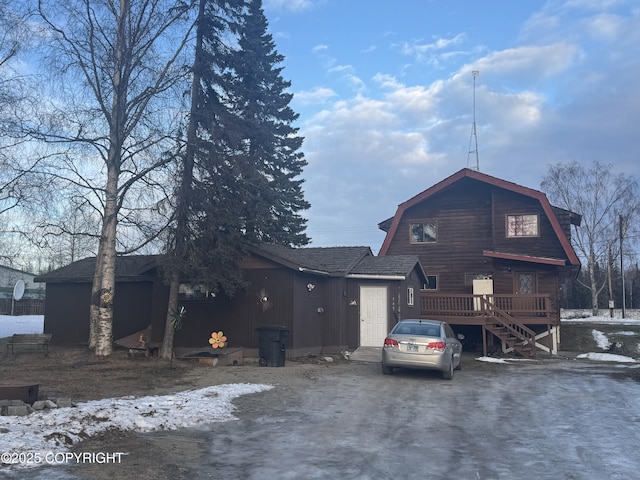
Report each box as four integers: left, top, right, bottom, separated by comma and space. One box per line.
209, 331, 227, 349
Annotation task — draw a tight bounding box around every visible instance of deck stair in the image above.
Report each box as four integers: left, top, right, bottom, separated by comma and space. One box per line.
480, 298, 537, 358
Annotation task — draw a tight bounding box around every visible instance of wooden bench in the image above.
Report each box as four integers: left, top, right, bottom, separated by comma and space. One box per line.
6, 334, 52, 356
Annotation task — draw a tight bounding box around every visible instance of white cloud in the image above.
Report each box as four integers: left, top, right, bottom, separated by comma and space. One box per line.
473, 44, 580, 82
395, 34, 469, 68
266, 0, 319, 12
399, 33, 467, 58
586, 13, 625, 40
293, 87, 337, 106
311, 44, 328, 54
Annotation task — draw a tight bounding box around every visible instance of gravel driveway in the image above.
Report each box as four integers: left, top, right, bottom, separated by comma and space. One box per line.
192, 357, 640, 480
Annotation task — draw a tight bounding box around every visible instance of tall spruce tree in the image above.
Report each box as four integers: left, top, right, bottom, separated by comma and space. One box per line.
160, 0, 309, 358
230, 0, 310, 246
160, 0, 245, 359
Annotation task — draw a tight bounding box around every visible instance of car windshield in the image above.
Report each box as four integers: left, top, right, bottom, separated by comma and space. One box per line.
394, 323, 440, 337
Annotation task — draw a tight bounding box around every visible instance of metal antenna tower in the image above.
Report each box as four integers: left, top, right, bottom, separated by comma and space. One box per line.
467, 70, 480, 171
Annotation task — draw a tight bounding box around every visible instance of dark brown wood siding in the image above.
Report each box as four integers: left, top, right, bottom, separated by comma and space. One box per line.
174, 268, 296, 349
384, 177, 570, 324
44, 281, 152, 345
317, 277, 350, 354
492, 189, 567, 259
43, 283, 91, 344
385, 179, 494, 294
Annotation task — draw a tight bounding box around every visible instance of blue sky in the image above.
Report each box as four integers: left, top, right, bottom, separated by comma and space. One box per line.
264, 0, 639, 252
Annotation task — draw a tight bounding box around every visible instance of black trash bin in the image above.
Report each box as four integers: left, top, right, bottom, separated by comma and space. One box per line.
255, 326, 290, 367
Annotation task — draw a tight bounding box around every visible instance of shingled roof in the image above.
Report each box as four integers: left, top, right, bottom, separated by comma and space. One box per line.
35, 255, 160, 283
36, 245, 426, 284
249, 244, 426, 280
348, 255, 426, 281
248, 244, 373, 276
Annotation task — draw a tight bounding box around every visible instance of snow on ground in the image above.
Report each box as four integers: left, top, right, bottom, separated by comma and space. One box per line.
562, 313, 640, 325
576, 352, 638, 363
475, 357, 509, 364
0, 315, 44, 338
0, 384, 273, 468
591, 329, 611, 349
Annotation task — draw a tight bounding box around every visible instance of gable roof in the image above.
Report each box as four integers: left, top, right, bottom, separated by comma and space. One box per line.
378, 168, 580, 267
249, 244, 426, 281
347, 255, 428, 282
35, 255, 160, 283
247, 244, 373, 276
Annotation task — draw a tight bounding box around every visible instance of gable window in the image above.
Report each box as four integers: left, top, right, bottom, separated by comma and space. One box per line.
407, 287, 414, 306
423, 275, 438, 291
410, 223, 437, 243
506, 214, 538, 237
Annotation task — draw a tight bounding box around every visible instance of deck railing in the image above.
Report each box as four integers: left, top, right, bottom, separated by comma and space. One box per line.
421, 293, 552, 318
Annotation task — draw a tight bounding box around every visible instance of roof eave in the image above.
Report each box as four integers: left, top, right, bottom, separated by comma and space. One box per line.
483, 250, 567, 266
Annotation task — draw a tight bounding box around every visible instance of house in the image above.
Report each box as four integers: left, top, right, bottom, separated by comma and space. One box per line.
0, 264, 46, 315
35, 244, 427, 356
378, 168, 581, 356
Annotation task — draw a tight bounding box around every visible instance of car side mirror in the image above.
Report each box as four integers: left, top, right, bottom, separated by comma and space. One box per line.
457, 334, 465, 340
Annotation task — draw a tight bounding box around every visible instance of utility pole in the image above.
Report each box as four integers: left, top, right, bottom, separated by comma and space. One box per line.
620, 214, 626, 318
608, 244, 614, 318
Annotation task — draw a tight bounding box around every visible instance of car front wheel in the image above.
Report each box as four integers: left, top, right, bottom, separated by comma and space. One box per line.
381, 364, 394, 375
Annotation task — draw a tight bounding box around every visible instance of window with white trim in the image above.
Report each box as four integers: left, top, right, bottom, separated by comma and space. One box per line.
410, 223, 437, 243
506, 214, 538, 237
407, 287, 414, 306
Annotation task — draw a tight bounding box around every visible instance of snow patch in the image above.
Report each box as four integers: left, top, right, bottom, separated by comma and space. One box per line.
475, 356, 509, 364
592, 329, 611, 350
1, 384, 273, 468
576, 352, 637, 363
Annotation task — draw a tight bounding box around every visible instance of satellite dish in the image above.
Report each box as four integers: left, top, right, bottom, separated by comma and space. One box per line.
13, 280, 25, 301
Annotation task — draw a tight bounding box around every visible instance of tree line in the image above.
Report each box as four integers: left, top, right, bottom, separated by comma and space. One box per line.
542, 161, 639, 315
562, 260, 640, 311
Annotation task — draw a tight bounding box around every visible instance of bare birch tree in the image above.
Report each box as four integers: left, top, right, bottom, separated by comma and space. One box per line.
0, 1, 49, 265
541, 161, 639, 315
33, 0, 195, 355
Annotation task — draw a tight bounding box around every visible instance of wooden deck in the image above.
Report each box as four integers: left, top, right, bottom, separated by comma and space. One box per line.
420, 293, 558, 326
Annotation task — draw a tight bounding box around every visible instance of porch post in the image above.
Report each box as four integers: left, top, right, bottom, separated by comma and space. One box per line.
482, 324, 487, 357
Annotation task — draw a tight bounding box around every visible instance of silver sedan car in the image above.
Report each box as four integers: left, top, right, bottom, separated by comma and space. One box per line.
381, 319, 463, 379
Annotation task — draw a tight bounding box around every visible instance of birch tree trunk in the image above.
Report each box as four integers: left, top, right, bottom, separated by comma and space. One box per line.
94, 164, 120, 356
89, 238, 104, 349
160, 272, 180, 359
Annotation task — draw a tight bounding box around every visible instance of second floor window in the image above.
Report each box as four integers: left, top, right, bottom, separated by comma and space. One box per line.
506, 214, 538, 237
410, 223, 437, 243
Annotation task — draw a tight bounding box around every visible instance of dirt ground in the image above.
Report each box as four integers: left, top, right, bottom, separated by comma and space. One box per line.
0, 343, 360, 479
0, 343, 337, 401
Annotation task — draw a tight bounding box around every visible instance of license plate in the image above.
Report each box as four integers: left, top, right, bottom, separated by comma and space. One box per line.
407, 344, 419, 352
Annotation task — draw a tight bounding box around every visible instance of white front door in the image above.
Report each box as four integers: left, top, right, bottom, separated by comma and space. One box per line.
359, 285, 388, 347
